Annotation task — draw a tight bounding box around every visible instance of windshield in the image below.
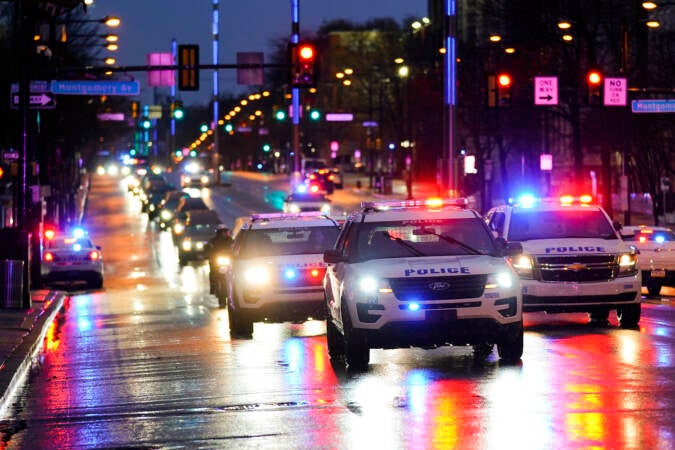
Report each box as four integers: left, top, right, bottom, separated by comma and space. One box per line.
353, 218, 498, 260
238, 226, 339, 258
508, 209, 617, 241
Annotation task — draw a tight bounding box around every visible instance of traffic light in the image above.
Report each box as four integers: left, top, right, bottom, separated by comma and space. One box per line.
200, 123, 209, 133
496, 73, 512, 107
178, 44, 199, 91
171, 100, 184, 120
309, 109, 321, 121
273, 106, 286, 121
290, 42, 317, 88
140, 118, 152, 129
587, 70, 602, 105
262, 143, 271, 153
224, 123, 234, 133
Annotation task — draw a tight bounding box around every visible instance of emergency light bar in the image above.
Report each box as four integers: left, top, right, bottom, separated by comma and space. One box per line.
251, 211, 330, 221
361, 198, 468, 211
510, 194, 595, 207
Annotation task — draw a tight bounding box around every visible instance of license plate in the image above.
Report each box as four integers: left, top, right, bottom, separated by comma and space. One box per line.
425, 309, 457, 323
651, 269, 666, 278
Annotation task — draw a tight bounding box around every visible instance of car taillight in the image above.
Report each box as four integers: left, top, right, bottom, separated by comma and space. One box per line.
89, 250, 101, 260
44, 252, 54, 262
309, 184, 320, 193
44, 229, 56, 240
328, 175, 335, 181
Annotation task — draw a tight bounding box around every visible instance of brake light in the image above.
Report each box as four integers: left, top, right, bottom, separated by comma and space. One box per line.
44, 229, 56, 240
309, 184, 320, 193
89, 250, 101, 261
328, 175, 335, 181
309, 174, 317, 180
44, 252, 54, 262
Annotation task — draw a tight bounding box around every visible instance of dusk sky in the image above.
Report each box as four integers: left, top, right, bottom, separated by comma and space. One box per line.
87, 1, 428, 105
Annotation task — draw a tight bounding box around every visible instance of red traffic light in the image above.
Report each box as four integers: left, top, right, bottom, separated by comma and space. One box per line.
587, 70, 602, 85
298, 44, 315, 61
497, 73, 512, 87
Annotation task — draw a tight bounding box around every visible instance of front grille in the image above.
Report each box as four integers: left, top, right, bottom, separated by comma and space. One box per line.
535, 255, 617, 282
388, 275, 487, 301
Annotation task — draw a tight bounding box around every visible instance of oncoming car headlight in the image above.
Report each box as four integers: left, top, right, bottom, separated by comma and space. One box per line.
174, 223, 185, 234
244, 266, 270, 285
182, 239, 192, 251
617, 252, 637, 276
486, 272, 515, 289
358, 276, 391, 294
161, 210, 173, 220
510, 254, 534, 279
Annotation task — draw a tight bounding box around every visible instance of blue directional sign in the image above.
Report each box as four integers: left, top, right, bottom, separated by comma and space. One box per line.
631, 99, 675, 114
51, 80, 140, 96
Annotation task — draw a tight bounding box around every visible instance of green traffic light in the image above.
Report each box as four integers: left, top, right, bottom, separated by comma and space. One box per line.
275, 110, 286, 120
309, 109, 320, 121
173, 109, 184, 120
262, 144, 271, 152
200, 124, 209, 133
224, 123, 233, 133
141, 119, 152, 129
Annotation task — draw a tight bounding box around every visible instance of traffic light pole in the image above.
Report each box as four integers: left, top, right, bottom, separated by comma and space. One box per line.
290, 0, 302, 188
444, 0, 457, 195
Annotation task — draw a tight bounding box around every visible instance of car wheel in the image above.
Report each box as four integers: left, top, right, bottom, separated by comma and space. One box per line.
617, 303, 641, 328
341, 301, 369, 371
326, 318, 344, 362
91, 275, 103, 290
497, 322, 523, 363
647, 283, 662, 297
228, 286, 253, 338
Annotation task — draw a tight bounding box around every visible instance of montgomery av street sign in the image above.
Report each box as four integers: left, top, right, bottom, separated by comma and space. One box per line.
51, 80, 140, 96
631, 99, 675, 113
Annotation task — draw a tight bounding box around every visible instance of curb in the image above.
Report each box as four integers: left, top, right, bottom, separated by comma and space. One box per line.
0, 291, 66, 417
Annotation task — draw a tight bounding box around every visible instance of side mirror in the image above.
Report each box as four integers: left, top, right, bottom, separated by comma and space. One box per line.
613, 221, 623, 232
505, 242, 523, 257
324, 249, 346, 264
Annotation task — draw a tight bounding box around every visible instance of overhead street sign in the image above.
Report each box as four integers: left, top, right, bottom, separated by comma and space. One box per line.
631, 99, 675, 113
51, 80, 140, 96
534, 77, 558, 105
10, 80, 50, 93
10, 92, 56, 109
604, 78, 627, 106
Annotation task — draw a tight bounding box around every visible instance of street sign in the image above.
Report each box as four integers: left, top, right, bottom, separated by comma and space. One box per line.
147, 105, 162, 119
631, 99, 675, 113
10, 80, 50, 93
2, 151, 19, 161
10, 92, 56, 109
534, 76, 558, 105
325, 113, 353, 122
604, 78, 627, 106
51, 80, 141, 96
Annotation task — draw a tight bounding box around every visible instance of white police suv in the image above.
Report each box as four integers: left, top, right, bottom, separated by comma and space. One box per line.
225, 212, 340, 337
323, 199, 524, 371
485, 195, 641, 327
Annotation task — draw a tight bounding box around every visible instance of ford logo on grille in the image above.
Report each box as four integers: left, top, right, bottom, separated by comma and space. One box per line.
428, 281, 451, 291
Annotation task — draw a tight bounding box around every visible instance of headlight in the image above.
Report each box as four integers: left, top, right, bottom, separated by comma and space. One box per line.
289, 204, 300, 213
244, 266, 270, 285
161, 210, 172, 220
358, 276, 391, 294
196, 242, 205, 250
320, 204, 331, 213
174, 223, 185, 234
486, 272, 515, 289
201, 175, 209, 184
510, 254, 534, 279
216, 255, 231, 267
182, 239, 192, 251
617, 252, 637, 276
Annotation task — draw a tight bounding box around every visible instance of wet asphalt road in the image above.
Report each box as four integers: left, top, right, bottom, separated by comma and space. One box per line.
0, 174, 673, 449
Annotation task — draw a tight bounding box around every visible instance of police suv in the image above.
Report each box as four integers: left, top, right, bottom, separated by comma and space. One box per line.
225, 212, 340, 337
323, 199, 524, 371
485, 195, 641, 327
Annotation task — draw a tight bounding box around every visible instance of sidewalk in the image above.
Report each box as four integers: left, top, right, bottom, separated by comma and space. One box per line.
0, 290, 67, 416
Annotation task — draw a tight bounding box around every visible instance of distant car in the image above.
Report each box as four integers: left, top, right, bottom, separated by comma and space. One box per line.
283, 192, 331, 215
140, 180, 175, 216
180, 160, 216, 187
304, 169, 334, 194
172, 197, 210, 243
157, 191, 189, 230
41, 229, 104, 290
622, 225, 675, 297
177, 210, 224, 266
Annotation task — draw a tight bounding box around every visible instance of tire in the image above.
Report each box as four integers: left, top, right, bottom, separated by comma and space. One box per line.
617, 303, 641, 328
228, 286, 253, 338
647, 283, 662, 297
90, 275, 103, 290
497, 322, 523, 363
326, 318, 344, 362
341, 301, 369, 371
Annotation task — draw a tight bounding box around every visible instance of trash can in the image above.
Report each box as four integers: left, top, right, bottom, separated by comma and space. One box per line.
0, 259, 24, 309
382, 176, 393, 195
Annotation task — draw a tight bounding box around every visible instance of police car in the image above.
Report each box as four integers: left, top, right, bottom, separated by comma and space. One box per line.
323, 198, 524, 371
485, 195, 641, 327
41, 227, 104, 290
621, 225, 674, 297
225, 212, 341, 337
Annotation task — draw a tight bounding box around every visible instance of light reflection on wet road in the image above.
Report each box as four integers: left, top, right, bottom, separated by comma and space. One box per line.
0, 174, 673, 449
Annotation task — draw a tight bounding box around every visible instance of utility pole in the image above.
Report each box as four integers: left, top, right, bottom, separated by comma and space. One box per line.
290, 0, 301, 189
444, 0, 457, 195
